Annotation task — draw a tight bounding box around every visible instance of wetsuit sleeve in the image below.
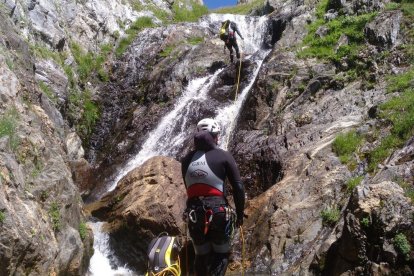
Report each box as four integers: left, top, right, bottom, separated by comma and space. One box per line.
225, 152, 245, 219
232, 22, 243, 40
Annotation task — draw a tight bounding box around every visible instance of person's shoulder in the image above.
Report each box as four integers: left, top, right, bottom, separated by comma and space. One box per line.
181, 150, 197, 162
213, 147, 234, 158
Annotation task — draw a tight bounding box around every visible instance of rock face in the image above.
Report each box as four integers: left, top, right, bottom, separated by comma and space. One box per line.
0, 11, 92, 275
89, 156, 186, 272
322, 180, 414, 275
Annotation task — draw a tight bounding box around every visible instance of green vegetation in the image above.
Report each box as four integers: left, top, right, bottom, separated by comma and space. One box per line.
346, 175, 363, 193
298, 12, 376, 61
6, 58, 13, 70
30, 43, 66, 65
160, 44, 177, 57
116, 16, 155, 57
213, 0, 265, 15
332, 130, 363, 170
79, 222, 88, 241
367, 69, 414, 172
187, 36, 204, 45
67, 89, 100, 138
387, 68, 414, 93
360, 217, 370, 228
297, 0, 376, 80
38, 81, 57, 103
0, 108, 20, 151
393, 233, 411, 260
49, 202, 61, 232
0, 210, 5, 223
172, 0, 208, 22
321, 207, 341, 226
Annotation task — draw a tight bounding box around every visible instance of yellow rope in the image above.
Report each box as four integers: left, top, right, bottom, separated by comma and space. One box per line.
185, 223, 189, 276
240, 225, 245, 276
234, 52, 243, 101
148, 256, 181, 276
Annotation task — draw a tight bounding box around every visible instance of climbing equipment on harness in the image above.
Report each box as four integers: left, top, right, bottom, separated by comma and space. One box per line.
145, 234, 181, 276
186, 196, 234, 237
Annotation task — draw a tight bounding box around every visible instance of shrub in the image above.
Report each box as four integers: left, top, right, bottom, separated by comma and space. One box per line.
321, 207, 341, 226
393, 233, 411, 259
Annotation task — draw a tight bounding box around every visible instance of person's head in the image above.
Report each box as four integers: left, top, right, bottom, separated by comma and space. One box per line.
196, 118, 221, 143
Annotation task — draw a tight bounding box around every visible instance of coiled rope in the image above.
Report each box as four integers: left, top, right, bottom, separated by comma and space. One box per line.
147, 256, 181, 276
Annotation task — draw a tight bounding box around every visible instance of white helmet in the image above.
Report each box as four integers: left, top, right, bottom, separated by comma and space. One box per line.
196, 118, 221, 134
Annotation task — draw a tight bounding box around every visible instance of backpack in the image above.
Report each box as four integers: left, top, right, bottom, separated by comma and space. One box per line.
145, 234, 181, 276
219, 20, 230, 41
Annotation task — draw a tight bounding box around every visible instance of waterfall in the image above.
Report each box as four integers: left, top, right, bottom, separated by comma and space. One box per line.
88, 14, 270, 275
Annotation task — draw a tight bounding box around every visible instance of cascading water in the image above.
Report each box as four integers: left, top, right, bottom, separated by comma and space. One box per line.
88, 13, 270, 275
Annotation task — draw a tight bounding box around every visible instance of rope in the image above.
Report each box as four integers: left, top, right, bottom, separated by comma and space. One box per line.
240, 225, 245, 276
185, 222, 189, 276
225, 49, 244, 148
234, 52, 243, 101
148, 256, 181, 276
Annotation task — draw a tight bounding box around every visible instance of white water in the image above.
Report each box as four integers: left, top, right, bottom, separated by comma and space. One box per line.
88, 14, 270, 275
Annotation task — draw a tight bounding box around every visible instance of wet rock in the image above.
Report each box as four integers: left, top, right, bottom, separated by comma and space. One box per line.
365, 11, 402, 49
89, 156, 186, 271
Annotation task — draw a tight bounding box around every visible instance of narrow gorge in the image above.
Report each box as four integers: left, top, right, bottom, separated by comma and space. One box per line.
0, 0, 413, 275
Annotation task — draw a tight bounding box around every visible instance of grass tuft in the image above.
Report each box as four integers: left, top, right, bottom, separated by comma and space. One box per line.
332, 130, 363, 169
321, 207, 341, 227
0, 108, 20, 151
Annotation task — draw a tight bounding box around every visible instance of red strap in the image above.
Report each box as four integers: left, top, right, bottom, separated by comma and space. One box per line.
204, 209, 213, 235
187, 184, 223, 198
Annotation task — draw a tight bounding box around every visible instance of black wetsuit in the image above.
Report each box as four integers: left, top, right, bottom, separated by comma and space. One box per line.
181, 131, 245, 276
223, 21, 244, 63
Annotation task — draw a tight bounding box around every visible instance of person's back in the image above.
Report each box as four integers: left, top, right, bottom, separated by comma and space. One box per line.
181, 118, 245, 276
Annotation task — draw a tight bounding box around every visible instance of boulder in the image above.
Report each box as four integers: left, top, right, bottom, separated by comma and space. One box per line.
365, 11, 402, 49
90, 156, 186, 271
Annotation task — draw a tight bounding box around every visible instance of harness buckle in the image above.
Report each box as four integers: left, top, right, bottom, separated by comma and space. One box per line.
188, 209, 197, 223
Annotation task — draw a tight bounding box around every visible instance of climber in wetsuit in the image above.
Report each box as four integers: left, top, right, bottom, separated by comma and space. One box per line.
221, 20, 244, 63
181, 118, 245, 276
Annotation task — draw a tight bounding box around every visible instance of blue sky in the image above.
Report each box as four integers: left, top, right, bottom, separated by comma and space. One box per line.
203, 0, 237, 9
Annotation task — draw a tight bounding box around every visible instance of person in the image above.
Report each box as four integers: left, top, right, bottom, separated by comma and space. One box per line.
220, 20, 244, 63
181, 118, 245, 276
